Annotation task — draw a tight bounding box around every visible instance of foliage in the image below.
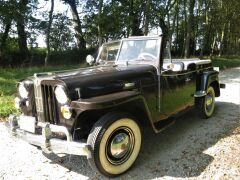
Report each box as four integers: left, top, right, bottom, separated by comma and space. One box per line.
49, 13, 74, 51
0, 47, 96, 67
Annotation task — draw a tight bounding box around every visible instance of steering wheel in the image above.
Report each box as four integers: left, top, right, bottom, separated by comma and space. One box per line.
138, 52, 157, 60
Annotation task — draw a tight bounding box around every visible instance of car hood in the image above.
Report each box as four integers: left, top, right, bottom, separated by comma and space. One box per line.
37, 64, 157, 100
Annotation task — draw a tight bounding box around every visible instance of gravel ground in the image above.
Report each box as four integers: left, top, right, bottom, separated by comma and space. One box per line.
0, 67, 239, 180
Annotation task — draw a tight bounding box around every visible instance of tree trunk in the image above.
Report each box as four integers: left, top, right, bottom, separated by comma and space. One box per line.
45, 0, 54, 66
181, 0, 187, 57
144, 0, 151, 35
65, 0, 86, 49
170, 1, 178, 46
129, 0, 142, 36
175, 2, 179, 54
184, 0, 195, 59
16, 0, 29, 62
98, 0, 103, 46
159, 17, 168, 38
210, 34, 216, 57
0, 21, 12, 61
219, 22, 226, 56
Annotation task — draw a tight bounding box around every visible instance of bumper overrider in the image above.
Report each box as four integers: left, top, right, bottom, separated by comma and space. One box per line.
6, 115, 90, 157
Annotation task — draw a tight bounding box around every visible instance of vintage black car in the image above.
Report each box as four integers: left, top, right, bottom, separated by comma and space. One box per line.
7, 35, 224, 177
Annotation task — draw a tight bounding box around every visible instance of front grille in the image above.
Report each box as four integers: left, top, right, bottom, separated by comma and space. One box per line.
41, 84, 59, 124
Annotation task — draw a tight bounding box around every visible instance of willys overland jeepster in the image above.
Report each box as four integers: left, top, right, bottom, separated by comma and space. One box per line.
7, 35, 224, 177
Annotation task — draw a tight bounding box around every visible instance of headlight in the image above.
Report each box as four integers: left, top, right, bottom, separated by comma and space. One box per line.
54, 85, 68, 104
18, 82, 29, 98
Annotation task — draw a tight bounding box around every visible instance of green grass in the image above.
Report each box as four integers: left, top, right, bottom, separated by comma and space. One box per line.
0, 64, 84, 118
0, 57, 239, 119
211, 56, 240, 69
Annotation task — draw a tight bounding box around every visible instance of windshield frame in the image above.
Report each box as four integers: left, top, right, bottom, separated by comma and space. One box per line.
116, 36, 162, 64
96, 40, 120, 64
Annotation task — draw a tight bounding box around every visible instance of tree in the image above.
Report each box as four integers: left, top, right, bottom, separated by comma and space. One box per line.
16, 0, 29, 59
62, 0, 86, 49
45, 0, 54, 66
143, 0, 151, 35
0, 0, 16, 62
98, 0, 104, 45
184, 0, 195, 58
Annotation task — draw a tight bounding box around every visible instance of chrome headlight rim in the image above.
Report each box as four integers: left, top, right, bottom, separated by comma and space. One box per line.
18, 82, 29, 99
54, 85, 69, 105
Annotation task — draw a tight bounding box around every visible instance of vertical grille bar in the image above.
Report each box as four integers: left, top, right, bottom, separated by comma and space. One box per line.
42, 85, 49, 122
48, 85, 53, 123
41, 83, 59, 124
50, 87, 59, 124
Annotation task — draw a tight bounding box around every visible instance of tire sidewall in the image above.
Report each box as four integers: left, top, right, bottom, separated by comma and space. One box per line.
99, 118, 141, 175
87, 112, 141, 177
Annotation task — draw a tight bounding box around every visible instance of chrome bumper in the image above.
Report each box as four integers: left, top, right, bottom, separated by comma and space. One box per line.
7, 115, 90, 157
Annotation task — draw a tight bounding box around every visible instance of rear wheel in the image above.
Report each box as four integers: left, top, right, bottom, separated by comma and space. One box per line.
87, 112, 141, 177
196, 86, 215, 118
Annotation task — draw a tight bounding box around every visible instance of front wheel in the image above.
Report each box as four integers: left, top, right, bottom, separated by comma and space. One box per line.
196, 86, 215, 118
87, 112, 141, 177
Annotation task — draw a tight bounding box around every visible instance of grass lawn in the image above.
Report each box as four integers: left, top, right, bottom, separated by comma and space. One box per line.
211, 56, 240, 69
0, 57, 239, 120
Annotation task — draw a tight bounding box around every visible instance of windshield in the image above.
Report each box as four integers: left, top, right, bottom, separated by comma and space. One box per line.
97, 41, 120, 63
117, 39, 160, 61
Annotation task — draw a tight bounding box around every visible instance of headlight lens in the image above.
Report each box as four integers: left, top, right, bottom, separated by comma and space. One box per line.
18, 82, 29, 98
54, 85, 68, 104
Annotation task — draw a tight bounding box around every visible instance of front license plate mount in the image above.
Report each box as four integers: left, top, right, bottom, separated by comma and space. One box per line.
18, 116, 36, 133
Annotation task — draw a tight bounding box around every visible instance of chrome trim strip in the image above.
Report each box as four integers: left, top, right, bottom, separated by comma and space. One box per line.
161, 67, 213, 76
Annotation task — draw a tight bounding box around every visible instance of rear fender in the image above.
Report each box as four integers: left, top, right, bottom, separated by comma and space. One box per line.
194, 70, 220, 97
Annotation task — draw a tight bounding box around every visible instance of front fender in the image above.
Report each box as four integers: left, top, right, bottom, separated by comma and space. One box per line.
70, 92, 156, 139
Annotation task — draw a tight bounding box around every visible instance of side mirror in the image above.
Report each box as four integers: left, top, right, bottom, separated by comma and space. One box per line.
86, 55, 95, 65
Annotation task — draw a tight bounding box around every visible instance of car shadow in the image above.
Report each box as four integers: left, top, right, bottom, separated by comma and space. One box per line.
43, 101, 240, 179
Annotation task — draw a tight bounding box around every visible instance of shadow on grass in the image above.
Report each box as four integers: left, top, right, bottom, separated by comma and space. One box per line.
42, 101, 239, 179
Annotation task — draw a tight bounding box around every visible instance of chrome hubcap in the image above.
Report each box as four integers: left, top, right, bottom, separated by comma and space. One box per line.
110, 132, 130, 159
106, 127, 134, 165
206, 95, 213, 106
205, 89, 214, 114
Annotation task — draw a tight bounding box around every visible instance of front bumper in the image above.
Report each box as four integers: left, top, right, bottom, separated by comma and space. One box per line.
6, 115, 90, 157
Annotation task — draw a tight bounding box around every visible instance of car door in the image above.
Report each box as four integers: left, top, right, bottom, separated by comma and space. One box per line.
158, 43, 196, 120
159, 64, 196, 119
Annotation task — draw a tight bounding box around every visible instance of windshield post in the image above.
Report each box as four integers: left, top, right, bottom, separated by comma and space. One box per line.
159, 37, 172, 73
